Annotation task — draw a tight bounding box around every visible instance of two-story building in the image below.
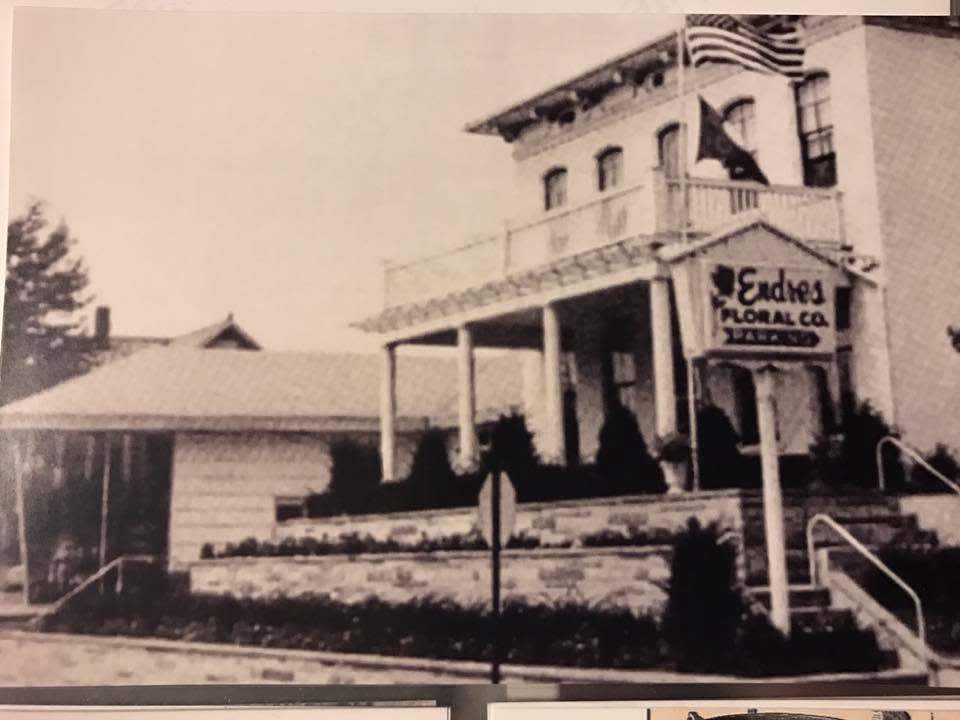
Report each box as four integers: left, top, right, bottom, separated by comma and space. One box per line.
356, 15, 960, 482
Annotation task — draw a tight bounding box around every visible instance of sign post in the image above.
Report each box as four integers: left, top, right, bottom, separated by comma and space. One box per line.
478, 471, 516, 683
672, 258, 840, 638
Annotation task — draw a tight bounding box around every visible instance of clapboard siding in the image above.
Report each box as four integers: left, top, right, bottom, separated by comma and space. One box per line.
167, 431, 423, 567
168, 432, 332, 567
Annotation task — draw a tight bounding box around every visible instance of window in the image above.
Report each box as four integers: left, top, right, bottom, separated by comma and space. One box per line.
796, 73, 836, 187
275, 495, 307, 522
657, 124, 681, 178
611, 352, 637, 412
543, 167, 568, 210
723, 99, 757, 157
596, 147, 624, 191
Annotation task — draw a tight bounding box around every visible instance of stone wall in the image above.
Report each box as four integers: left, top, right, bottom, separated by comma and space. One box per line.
898, 494, 960, 546
276, 490, 746, 551
189, 546, 671, 616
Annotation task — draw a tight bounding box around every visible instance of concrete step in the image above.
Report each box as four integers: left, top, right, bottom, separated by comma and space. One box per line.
745, 549, 812, 586
790, 607, 858, 634
749, 586, 831, 610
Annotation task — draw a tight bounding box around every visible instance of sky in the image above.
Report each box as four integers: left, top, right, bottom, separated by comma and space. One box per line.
8, 7, 679, 352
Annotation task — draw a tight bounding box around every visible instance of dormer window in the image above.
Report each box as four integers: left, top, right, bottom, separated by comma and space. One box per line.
596, 147, 624, 191
544, 167, 568, 211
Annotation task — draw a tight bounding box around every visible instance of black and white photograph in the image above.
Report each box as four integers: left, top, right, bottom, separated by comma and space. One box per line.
0, 3, 958, 686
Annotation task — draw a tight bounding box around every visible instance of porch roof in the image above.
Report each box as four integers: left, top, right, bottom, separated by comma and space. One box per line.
354, 233, 664, 335
0, 347, 524, 432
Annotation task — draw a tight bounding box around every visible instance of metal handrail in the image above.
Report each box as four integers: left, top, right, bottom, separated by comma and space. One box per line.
877, 435, 960, 495
42, 554, 160, 616
806, 512, 927, 656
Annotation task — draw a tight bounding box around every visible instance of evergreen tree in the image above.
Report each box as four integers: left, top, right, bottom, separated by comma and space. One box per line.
2, 202, 92, 404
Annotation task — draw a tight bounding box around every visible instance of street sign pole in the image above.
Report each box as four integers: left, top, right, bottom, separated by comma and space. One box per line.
490, 468, 502, 683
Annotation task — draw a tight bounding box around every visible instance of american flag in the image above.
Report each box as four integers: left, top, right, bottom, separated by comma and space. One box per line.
685, 15, 805, 80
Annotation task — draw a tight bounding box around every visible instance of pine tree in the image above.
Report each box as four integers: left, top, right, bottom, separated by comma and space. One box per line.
2, 202, 92, 404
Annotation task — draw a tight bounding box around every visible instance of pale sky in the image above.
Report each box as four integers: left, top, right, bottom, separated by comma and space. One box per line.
8, 7, 677, 351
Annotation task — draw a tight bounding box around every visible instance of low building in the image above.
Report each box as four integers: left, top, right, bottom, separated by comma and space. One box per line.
0, 345, 526, 570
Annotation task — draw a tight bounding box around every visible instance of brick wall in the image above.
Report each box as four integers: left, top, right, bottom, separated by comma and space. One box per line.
189, 546, 671, 615
276, 490, 746, 551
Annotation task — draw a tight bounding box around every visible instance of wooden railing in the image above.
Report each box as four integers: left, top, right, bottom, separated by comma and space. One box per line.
659, 173, 845, 247
382, 171, 846, 308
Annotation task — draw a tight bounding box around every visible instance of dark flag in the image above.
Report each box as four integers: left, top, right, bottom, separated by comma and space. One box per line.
696, 95, 769, 185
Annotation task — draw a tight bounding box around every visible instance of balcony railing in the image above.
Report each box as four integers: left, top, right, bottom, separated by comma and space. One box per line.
658, 173, 845, 248
383, 170, 845, 309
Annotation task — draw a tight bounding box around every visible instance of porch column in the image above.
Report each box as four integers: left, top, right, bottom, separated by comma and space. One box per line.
99, 433, 113, 568
380, 344, 397, 482
650, 277, 677, 437
457, 325, 478, 470
542, 302, 566, 464
755, 366, 791, 636
12, 436, 30, 606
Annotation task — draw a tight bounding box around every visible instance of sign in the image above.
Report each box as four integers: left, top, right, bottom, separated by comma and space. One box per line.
703, 262, 836, 357
477, 473, 517, 547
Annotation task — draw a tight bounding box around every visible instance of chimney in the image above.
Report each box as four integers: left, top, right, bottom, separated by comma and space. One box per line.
94, 306, 111, 344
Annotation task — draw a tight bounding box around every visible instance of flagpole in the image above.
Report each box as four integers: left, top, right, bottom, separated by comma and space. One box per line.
677, 15, 701, 491
676, 14, 688, 245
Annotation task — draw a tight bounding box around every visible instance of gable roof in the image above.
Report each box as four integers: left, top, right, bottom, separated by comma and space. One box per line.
167, 314, 261, 350
0, 347, 525, 433
656, 215, 879, 286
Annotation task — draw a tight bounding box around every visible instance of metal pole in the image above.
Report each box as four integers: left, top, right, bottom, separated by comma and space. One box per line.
688, 357, 701, 490
491, 469, 502, 683
677, 14, 689, 244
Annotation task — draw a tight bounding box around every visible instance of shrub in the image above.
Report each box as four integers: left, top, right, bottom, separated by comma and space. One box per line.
696, 404, 749, 489
486, 413, 538, 486
328, 439, 382, 513
595, 403, 664, 494
661, 518, 743, 672
908, 443, 960, 494
407, 429, 455, 490
812, 401, 904, 490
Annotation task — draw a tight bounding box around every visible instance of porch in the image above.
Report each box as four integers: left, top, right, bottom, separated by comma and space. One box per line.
378, 171, 846, 310
364, 217, 856, 483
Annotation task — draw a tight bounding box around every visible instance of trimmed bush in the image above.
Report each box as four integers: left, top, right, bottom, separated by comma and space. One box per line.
595, 403, 665, 494
661, 518, 743, 672
327, 439, 382, 513
811, 401, 904, 491
486, 413, 538, 485
907, 443, 960, 494
407, 429, 455, 489
696, 404, 750, 490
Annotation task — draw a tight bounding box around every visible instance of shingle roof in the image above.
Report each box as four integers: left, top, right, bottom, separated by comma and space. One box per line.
0, 347, 525, 432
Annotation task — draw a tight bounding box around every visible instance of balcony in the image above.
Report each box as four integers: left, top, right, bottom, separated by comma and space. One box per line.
382, 170, 845, 309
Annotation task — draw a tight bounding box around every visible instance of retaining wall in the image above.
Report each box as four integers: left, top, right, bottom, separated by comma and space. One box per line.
898, 494, 960, 546
275, 490, 746, 550
189, 547, 671, 615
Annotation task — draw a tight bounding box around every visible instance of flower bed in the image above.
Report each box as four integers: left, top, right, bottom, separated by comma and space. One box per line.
36, 584, 890, 676
204, 526, 679, 559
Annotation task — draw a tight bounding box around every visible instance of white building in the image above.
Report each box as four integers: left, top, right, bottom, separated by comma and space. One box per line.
357, 15, 960, 479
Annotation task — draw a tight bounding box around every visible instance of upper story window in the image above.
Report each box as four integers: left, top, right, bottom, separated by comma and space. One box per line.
657, 123, 681, 178
723, 99, 757, 156
544, 167, 568, 211
796, 72, 836, 188
596, 147, 624, 191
